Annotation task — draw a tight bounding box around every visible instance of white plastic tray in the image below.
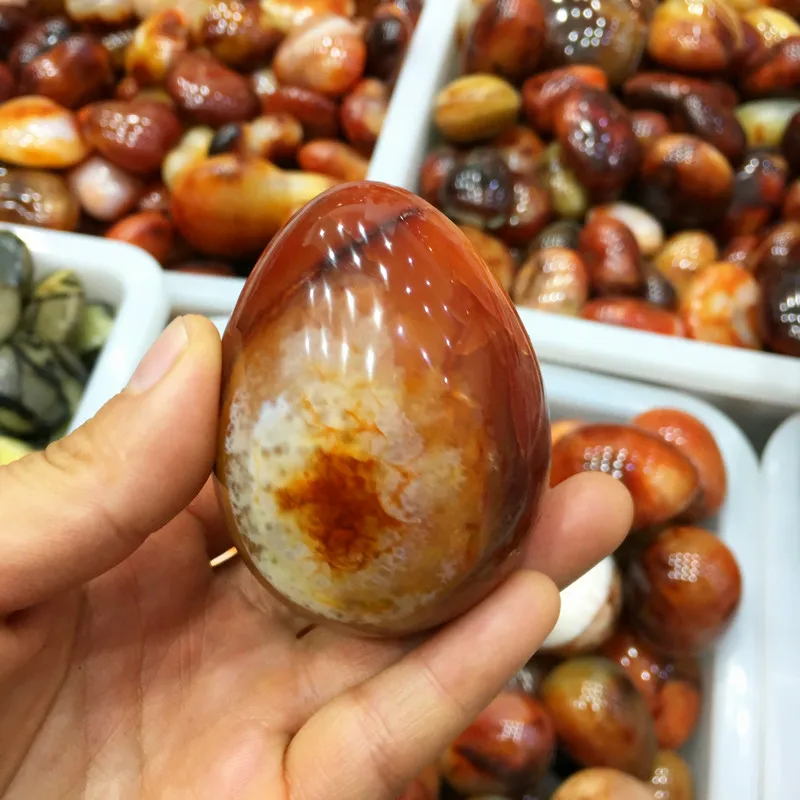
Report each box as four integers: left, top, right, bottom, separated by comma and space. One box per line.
368, 0, 800, 450
1, 222, 169, 433
165, 271, 245, 320
165, 274, 762, 800
542, 364, 762, 800
762, 413, 800, 800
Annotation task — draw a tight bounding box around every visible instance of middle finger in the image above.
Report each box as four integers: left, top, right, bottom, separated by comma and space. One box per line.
522, 472, 633, 589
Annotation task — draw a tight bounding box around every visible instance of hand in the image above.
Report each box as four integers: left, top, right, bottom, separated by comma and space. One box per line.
0, 316, 632, 800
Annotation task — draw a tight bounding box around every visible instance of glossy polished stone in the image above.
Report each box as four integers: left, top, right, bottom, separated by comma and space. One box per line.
215, 182, 550, 636
439, 688, 555, 795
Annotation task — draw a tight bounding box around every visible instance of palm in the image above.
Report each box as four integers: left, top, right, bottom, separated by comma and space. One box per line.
2, 473, 632, 800
5, 498, 412, 800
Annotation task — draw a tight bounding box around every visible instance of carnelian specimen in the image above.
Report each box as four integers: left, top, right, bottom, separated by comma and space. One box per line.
215, 181, 550, 636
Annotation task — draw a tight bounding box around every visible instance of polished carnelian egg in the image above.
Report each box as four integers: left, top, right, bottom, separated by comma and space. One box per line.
215, 182, 550, 636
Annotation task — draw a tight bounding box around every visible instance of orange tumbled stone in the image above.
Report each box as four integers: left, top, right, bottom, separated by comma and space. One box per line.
215, 182, 550, 636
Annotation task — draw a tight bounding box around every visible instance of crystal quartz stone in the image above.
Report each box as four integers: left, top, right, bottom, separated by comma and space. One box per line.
216, 182, 550, 636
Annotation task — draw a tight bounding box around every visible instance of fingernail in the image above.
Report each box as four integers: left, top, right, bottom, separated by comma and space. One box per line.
127, 317, 189, 393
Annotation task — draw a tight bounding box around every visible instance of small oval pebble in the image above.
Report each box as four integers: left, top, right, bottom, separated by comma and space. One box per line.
582, 298, 687, 337
273, 14, 366, 97
171, 154, 337, 257
539, 142, 589, 219
197, 0, 282, 71
653, 231, 719, 299
459, 225, 517, 292
755, 221, 800, 276
722, 152, 789, 238
0, 96, 89, 168
551, 424, 700, 531
541, 657, 657, 779
364, 5, 414, 84
588, 203, 664, 257
439, 148, 513, 230
579, 216, 644, 296
646, 0, 744, 74
167, 51, 259, 126
7, 17, 74, 77
261, 0, 356, 32
553, 768, 654, 800
554, 87, 640, 195
626, 525, 742, 654
256, 75, 341, 139
522, 65, 610, 135
638, 134, 733, 228
16, 32, 115, 110
419, 146, 459, 206
540, 557, 622, 656
633, 408, 726, 521
65, 0, 134, 24
105, 210, 174, 264
297, 139, 369, 181
463, 0, 546, 84
491, 124, 546, 176
340, 78, 388, 154
495, 174, 552, 247
125, 8, 190, 86
761, 258, 800, 357
631, 109, 671, 151
680, 262, 762, 348
439, 689, 555, 796
744, 8, 800, 48
513, 247, 589, 316
0, 169, 80, 231
68, 156, 144, 223
434, 74, 522, 144
531, 219, 582, 251
601, 629, 702, 751
78, 99, 184, 175
239, 114, 305, 162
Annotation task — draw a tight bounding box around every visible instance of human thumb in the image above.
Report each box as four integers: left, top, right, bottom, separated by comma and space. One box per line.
0, 315, 221, 614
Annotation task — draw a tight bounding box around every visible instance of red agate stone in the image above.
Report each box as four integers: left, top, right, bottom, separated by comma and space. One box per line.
215, 181, 550, 636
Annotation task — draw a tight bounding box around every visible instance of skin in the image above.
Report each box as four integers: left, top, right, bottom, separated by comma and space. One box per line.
0, 315, 633, 800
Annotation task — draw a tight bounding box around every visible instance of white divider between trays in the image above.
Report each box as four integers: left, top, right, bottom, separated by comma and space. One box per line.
762, 413, 800, 800
162, 269, 765, 800
1, 223, 169, 433
208, 316, 229, 336
368, 0, 800, 450
165, 272, 246, 320
368, 0, 462, 187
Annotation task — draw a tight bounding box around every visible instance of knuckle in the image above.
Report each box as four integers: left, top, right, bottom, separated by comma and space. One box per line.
350, 685, 406, 797
415, 652, 471, 720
